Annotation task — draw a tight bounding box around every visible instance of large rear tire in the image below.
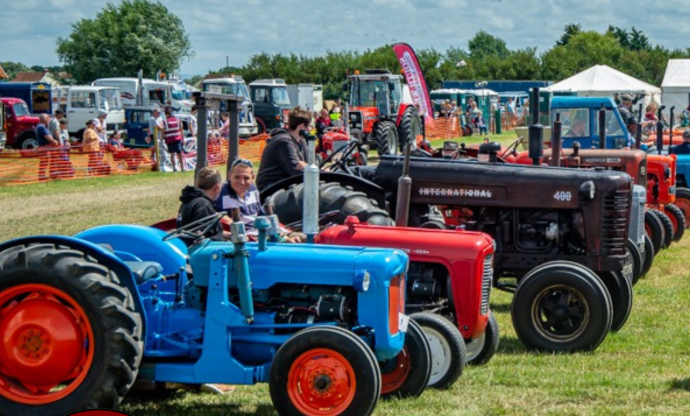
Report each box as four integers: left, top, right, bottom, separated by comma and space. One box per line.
673, 187, 690, 229
266, 182, 394, 227
0, 243, 143, 416
465, 310, 499, 366
375, 120, 400, 156
379, 319, 431, 398
409, 313, 465, 390
650, 208, 674, 249
597, 271, 633, 332
645, 210, 665, 254
270, 326, 381, 416
398, 106, 422, 152
511, 261, 612, 352
664, 204, 686, 241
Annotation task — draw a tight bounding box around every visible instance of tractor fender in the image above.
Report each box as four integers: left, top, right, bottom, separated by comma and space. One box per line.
396, 102, 414, 126
0, 235, 147, 334
260, 172, 388, 209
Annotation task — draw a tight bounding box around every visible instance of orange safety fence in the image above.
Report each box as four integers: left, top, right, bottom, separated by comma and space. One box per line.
426, 117, 461, 140
0, 135, 269, 186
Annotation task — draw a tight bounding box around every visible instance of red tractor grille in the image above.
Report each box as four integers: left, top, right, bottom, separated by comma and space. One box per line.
481, 255, 493, 316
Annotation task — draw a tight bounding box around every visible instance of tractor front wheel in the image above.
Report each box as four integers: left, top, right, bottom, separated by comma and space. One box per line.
270, 326, 381, 416
645, 210, 665, 254
597, 271, 633, 332
674, 187, 690, 229
410, 313, 465, 390
650, 208, 674, 249
0, 243, 143, 416
380, 319, 431, 398
511, 261, 612, 352
641, 234, 655, 277
465, 310, 500, 366
626, 238, 644, 286
664, 204, 686, 241
375, 120, 400, 156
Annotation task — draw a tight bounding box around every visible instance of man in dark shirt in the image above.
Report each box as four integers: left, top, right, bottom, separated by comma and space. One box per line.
671, 129, 690, 155
35, 114, 58, 180
256, 106, 312, 191
177, 167, 230, 246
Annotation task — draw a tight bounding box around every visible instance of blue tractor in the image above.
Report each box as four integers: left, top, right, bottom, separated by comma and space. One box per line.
0, 212, 431, 416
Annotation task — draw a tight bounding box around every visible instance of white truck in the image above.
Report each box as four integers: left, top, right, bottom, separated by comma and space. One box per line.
287, 83, 323, 112
92, 77, 182, 111
53, 86, 126, 140
201, 76, 258, 137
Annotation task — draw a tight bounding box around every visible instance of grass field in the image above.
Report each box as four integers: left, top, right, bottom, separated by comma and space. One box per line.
3, 130, 690, 415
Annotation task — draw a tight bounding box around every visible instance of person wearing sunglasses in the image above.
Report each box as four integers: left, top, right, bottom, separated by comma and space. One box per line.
256, 106, 312, 191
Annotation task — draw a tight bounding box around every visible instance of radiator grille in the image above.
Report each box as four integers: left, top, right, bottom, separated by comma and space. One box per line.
602, 189, 630, 254
481, 255, 493, 315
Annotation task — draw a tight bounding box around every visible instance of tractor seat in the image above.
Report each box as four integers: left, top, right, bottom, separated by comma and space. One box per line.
124, 261, 164, 284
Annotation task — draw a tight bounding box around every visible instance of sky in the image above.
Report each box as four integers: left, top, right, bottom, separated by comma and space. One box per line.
2, 0, 690, 80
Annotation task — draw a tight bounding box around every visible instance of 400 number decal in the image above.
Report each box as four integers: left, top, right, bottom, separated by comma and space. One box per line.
553, 191, 572, 202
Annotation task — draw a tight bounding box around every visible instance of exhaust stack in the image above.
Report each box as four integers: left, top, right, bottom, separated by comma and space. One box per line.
395, 142, 412, 227
301, 130, 319, 243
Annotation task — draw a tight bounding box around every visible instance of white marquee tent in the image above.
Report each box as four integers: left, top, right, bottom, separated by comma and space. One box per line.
661, 59, 690, 121
544, 64, 661, 109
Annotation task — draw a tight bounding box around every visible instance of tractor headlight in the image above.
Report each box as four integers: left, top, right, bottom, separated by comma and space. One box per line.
354, 270, 371, 292
579, 181, 596, 200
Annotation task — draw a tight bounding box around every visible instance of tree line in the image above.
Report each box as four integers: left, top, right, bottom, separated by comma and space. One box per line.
4, 0, 689, 102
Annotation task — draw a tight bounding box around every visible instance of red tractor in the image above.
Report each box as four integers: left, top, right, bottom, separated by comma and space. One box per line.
345, 69, 422, 156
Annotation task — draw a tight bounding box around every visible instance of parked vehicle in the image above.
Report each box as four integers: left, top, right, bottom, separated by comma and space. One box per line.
53, 86, 125, 140
345, 69, 421, 156
249, 78, 292, 133
1, 97, 40, 149
201, 76, 258, 137
0, 82, 53, 115
287, 83, 323, 112
0, 97, 5, 151
92, 77, 173, 110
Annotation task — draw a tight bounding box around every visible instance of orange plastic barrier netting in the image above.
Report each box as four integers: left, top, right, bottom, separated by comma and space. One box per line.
0, 135, 268, 186
425, 117, 461, 139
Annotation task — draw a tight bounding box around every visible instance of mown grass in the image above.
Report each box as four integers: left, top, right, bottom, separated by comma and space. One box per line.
3, 128, 690, 415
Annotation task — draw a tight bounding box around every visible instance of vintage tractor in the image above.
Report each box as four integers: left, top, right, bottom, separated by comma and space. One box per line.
263, 129, 636, 353
0, 209, 432, 416
344, 69, 422, 156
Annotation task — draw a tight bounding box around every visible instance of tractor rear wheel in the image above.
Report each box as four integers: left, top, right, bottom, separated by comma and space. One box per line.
270, 326, 381, 416
597, 271, 633, 332
511, 261, 612, 352
398, 106, 422, 152
410, 313, 465, 390
664, 204, 686, 241
465, 310, 499, 366
650, 208, 674, 249
673, 187, 690, 229
266, 182, 394, 228
380, 319, 432, 398
626, 238, 643, 286
645, 210, 665, 254
641, 234, 655, 277
375, 120, 400, 156
0, 243, 143, 416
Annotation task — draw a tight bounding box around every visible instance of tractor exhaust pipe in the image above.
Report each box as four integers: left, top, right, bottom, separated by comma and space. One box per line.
656, 105, 666, 154
395, 142, 412, 227
635, 103, 643, 149
670, 106, 676, 148
528, 87, 543, 165
598, 104, 606, 149
230, 208, 254, 323
302, 130, 319, 244
551, 113, 562, 167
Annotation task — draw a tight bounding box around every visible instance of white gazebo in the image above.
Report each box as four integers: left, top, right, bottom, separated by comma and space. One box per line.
662, 59, 690, 121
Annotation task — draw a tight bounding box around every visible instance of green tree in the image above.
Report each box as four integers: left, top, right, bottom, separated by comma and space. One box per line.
556, 23, 582, 46
468, 30, 510, 60
0, 61, 30, 80
56, 0, 193, 84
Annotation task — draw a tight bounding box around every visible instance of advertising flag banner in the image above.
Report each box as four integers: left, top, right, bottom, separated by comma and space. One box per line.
392, 43, 434, 126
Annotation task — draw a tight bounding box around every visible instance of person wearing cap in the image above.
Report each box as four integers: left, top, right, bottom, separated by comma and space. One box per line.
671, 130, 690, 155
617, 94, 634, 128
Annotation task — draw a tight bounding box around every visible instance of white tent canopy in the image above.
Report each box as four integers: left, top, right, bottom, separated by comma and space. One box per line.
661, 59, 690, 121
544, 64, 661, 108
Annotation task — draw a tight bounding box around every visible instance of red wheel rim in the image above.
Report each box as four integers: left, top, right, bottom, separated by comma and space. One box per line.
380, 346, 411, 394
0, 284, 94, 405
287, 348, 356, 415
663, 207, 680, 234
673, 198, 690, 228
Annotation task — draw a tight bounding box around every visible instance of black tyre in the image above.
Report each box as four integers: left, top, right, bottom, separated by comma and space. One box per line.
15, 132, 39, 150
664, 204, 686, 241
419, 220, 448, 229
465, 310, 499, 366
380, 319, 432, 398
673, 187, 690, 229
0, 243, 143, 416
267, 182, 394, 227
269, 326, 381, 416
645, 210, 665, 254
511, 261, 613, 352
375, 120, 400, 156
626, 238, 643, 286
398, 106, 422, 153
650, 208, 674, 249
641, 234, 655, 277
410, 313, 465, 389
597, 271, 633, 332
355, 151, 368, 166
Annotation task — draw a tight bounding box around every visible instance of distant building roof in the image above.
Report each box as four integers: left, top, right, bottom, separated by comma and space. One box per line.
0, 64, 7, 79
13, 70, 50, 83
